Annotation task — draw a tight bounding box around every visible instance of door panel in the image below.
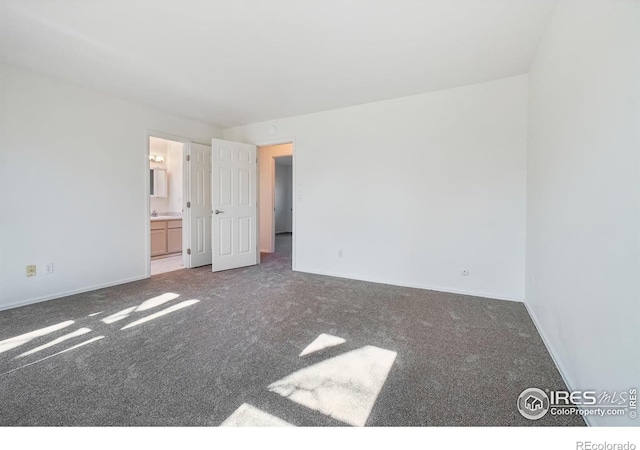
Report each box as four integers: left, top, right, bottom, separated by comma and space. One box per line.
211, 138, 258, 272
220, 218, 232, 256
187, 143, 212, 268
239, 217, 251, 253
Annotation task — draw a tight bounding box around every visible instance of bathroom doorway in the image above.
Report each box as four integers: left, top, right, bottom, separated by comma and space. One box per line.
148, 135, 186, 275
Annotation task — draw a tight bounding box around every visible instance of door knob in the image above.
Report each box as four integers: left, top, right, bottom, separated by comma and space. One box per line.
214, 210, 224, 215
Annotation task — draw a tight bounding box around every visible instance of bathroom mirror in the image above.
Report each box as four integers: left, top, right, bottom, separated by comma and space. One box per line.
150, 168, 167, 197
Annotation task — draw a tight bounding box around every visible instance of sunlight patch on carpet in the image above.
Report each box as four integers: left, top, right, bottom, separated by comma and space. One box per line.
16, 327, 92, 358
101, 293, 181, 325
136, 293, 180, 311
299, 333, 346, 357
120, 300, 200, 330
0, 320, 75, 354
101, 306, 137, 325
1, 336, 104, 376
220, 403, 294, 427
268, 345, 396, 426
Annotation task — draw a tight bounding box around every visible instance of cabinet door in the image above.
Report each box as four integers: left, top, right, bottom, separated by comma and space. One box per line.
167, 227, 182, 254
151, 228, 168, 256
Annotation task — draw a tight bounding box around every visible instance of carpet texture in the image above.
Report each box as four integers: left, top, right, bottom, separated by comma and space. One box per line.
0, 234, 584, 426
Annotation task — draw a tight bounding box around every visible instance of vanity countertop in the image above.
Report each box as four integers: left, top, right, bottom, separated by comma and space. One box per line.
150, 214, 182, 221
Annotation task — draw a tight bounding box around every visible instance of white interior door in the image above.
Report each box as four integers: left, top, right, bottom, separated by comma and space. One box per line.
211, 138, 258, 272
187, 142, 212, 268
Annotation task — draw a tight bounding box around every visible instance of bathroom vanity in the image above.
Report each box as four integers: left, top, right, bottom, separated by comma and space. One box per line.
150, 217, 182, 257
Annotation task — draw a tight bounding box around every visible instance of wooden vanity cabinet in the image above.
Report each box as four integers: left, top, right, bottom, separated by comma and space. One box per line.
167, 220, 183, 254
150, 219, 182, 257
151, 221, 168, 256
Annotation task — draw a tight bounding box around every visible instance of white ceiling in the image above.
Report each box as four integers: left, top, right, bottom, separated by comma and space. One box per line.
0, 0, 557, 128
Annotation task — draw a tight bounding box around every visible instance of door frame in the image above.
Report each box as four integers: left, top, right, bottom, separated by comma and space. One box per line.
256, 138, 296, 270
145, 130, 191, 277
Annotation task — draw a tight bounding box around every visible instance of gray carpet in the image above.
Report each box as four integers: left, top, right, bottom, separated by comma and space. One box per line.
0, 233, 583, 426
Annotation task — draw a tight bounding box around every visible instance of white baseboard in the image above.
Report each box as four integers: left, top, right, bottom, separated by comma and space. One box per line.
292, 267, 524, 303
0, 275, 149, 313
523, 301, 594, 427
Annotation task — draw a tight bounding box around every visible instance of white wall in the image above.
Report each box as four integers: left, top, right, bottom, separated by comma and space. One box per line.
0, 64, 222, 310
225, 75, 528, 300
275, 163, 293, 233
526, 1, 639, 426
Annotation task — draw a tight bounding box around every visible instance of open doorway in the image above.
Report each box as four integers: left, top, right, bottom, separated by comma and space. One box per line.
258, 143, 294, 266
148, 135, 186, 275
274, 155, 293, 257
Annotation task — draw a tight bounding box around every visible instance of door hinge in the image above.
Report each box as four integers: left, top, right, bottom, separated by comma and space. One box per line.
186, 154, 191, 162
187, 248, 191, 255
187, 201, 191, 208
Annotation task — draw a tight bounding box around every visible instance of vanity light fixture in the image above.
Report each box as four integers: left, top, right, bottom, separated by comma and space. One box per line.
149, 154, 165, 163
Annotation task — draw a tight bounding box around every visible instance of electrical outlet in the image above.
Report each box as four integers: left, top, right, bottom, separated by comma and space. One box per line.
338, 249, 343, 258
26, 265, 36, 277
44, 262, 54, 274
